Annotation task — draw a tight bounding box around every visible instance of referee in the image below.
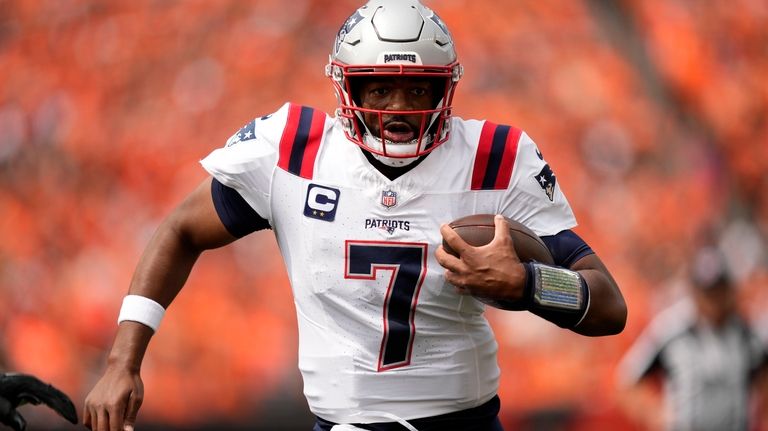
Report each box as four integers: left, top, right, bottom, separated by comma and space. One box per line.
617, 246, 768, 431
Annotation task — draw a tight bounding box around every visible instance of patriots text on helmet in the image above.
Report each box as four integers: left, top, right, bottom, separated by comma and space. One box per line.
383, 53, 418, 64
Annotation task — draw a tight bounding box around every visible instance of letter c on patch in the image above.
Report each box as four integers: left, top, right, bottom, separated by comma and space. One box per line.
304, 183, 340, 221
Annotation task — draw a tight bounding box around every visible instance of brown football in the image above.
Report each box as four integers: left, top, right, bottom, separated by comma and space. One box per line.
442, 214, 554, 310
443, 214, 554, 265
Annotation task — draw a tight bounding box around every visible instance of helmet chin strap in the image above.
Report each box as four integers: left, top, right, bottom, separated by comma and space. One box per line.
363, 133, 425, 167
370, 151, 421, 167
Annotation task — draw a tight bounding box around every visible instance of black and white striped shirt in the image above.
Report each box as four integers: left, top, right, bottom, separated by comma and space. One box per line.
618, 299, 768, 431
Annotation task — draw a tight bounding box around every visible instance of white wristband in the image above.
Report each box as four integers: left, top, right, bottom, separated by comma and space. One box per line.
117, 295, 166, 332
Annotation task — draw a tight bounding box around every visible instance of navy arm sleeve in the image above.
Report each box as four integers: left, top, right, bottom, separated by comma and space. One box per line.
540, 229, 594, 268
210, 178, 271, 238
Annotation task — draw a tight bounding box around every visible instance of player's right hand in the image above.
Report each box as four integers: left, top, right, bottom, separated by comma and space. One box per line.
83, 365, 143, 431
436, 215, 526, 302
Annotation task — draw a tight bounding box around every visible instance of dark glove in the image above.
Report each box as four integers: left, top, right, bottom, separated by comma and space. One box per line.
0, 373, 78, 431
0, 395, 25, 431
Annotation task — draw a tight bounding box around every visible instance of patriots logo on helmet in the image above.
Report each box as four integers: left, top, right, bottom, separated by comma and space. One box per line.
535, 164, 556, 202
429, 12, 450, 36
334, 10, 364, 55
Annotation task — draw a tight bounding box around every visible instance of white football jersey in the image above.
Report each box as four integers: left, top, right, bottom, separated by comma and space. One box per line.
201, 103, 577, 424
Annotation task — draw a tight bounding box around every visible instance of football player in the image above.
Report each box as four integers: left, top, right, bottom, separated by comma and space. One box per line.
83, 1, 626, 430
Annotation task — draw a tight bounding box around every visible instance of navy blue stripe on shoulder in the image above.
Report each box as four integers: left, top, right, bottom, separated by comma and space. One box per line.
288, 106, 316, 174
211, 178, 270, 238
540, 229, 594, 268
481, 125, 511, 189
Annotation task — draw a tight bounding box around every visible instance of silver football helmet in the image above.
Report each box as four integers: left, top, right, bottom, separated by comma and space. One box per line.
326, 0, 463, 166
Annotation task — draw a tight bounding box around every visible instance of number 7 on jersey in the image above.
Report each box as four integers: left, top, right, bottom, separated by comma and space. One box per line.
344, 241, 428, 371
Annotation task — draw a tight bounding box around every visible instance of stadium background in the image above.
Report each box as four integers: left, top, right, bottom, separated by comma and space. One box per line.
1, 0, 766, 429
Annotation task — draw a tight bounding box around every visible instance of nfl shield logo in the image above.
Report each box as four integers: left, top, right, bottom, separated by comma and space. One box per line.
381, 190, 397, 208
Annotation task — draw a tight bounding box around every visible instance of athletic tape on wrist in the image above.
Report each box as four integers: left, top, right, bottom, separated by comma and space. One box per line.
117, 295, 165, 332
531, 263, 584, 310
524, 262, 589, 328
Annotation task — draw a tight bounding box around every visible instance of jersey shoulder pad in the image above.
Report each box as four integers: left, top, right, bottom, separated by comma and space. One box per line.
275, 103, 330, 179
512, 132, 560, 202
215, 103, 330, 179
470, 120, 523, 190
204, 104, 293, 179
223, 102, 296, 149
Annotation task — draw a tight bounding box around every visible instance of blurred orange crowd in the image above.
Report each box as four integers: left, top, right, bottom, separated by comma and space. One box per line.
0, 0, 766, 429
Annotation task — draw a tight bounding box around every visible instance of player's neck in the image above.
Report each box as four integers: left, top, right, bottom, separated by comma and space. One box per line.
361, 149, 427, 181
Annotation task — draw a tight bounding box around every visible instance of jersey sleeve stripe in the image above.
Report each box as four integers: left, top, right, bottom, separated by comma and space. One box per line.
483, 125, 511, 189
471, 121, 521, 190
494, 126, 522, 189
278, 104, 324, 179
470, 121, 497, 190
299, 109, 326, 179
278, 103, 302, 172
277, 104, 301, 171
288, 106, 315, 174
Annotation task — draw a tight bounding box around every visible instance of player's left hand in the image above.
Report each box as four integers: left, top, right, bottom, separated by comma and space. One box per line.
435, 214, 527, 302
0, 373, 78, 431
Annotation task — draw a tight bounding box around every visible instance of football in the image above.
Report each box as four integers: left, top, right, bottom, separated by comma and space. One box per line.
442, 214, 555, 310
443, 214, 554, 265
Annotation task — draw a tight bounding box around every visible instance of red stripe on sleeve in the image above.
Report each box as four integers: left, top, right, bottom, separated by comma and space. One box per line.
471, 121, 498, 190
299, 110, 326, 179
278, 104, 303, 171
494, 127, 522, 189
